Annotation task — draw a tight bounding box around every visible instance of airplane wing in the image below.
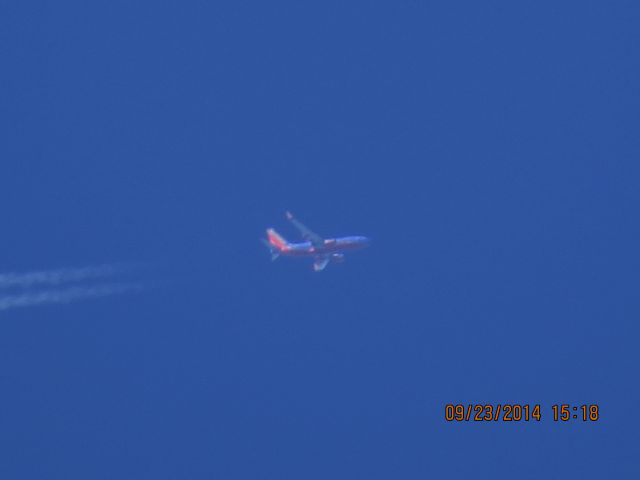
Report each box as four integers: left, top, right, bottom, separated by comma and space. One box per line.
286, 211, 324, 247
313, 255, 330, 272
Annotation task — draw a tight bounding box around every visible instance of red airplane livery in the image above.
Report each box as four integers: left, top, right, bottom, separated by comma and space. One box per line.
263, 212, 371, 271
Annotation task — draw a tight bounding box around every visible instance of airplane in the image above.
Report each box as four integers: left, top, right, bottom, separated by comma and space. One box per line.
262, 212, 371, 271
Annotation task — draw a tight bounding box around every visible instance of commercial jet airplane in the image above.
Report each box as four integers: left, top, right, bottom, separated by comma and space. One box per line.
263, 212, 370, 271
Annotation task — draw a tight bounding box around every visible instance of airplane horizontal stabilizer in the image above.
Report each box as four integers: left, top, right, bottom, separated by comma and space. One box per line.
261, 238, 280, 261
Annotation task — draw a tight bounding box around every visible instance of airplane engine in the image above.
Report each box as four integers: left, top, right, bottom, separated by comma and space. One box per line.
331, 253, 345, 263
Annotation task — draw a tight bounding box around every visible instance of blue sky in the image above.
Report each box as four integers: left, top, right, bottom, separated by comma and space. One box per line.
1, 1, 639, 478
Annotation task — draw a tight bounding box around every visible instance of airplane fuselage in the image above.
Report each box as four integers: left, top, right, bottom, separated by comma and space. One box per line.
280, 236, 370, 257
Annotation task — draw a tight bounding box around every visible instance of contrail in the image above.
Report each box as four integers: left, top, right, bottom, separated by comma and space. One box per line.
0, 263, 132, 289
0, 282, 145, 312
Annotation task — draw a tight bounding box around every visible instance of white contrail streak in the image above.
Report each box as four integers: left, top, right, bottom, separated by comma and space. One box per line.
0, 264, 131, 289
0, 283, 145, 312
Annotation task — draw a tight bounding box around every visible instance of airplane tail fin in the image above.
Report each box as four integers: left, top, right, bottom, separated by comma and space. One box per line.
266, 228, 289, 252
